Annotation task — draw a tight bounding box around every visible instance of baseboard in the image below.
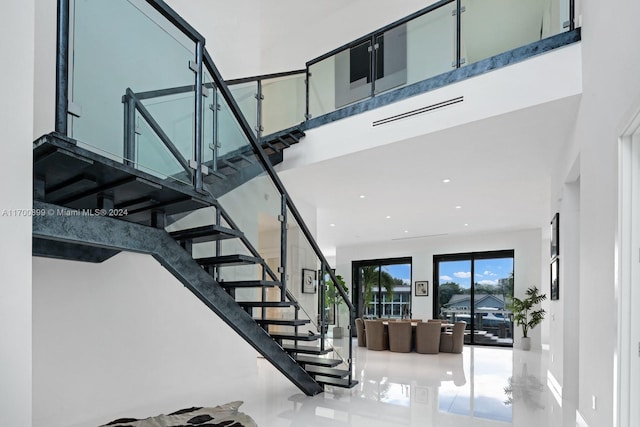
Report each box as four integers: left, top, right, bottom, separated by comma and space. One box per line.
576, 410, 589, 427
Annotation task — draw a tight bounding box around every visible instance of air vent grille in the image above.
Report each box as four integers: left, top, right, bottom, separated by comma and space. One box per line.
372, 96, 464, 127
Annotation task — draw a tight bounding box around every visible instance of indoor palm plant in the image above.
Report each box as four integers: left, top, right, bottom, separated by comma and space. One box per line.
507, 286, 547, 350
325, 274, 348, 338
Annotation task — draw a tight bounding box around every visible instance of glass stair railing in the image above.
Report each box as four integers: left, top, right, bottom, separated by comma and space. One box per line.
50, 0, 356, 395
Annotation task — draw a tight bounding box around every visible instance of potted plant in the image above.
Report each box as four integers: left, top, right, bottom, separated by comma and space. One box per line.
507, 286, 547, 350
325, 274, 348, 338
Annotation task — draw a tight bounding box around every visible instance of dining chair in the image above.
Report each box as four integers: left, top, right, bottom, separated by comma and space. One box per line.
415, 321, 441, 354
355, 318, 366, 347
388, 321, 412, 353
364, 320, 388, 351
439, 321, 466, 353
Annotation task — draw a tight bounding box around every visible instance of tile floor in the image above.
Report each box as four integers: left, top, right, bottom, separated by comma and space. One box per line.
227, 340, 576, 426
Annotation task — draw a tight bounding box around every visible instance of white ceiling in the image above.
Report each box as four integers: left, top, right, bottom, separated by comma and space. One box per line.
279, 95, 580, 255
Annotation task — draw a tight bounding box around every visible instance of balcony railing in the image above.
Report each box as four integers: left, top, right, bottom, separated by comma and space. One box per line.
228, 0, 576, 139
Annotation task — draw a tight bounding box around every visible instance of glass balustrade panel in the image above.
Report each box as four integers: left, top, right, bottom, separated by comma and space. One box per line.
461, 0, 566, 66
228, 82, 259, 137
375, 2, 456, 95
204, 85, 283, 308
135, 112, 191, 183
286, 208, 351, 368
71, 0, 195, 181
308, 39, 372, 118
261, 73, 306, 136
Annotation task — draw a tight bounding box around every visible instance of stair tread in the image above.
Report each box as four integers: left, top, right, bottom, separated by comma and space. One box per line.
221, 280, 280, 288
169, 224, 242, 243
305, 366, 350, 378
238, 301, 296, 308
196, 254, 262, 267
314, 375, 358, 389
282, 344, 333, 355
254, 318, 310, 326
270, 332, 320, 341
294, 355, 342, 367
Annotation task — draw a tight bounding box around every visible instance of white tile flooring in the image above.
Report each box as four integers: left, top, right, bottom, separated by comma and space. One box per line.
228, 340, 576, 426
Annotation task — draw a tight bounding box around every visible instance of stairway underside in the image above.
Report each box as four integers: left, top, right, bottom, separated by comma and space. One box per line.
31, 134, 324, 396
32, 200, 323, 396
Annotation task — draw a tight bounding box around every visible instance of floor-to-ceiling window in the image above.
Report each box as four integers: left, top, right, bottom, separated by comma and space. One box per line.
353, 257, 412, 320
434, 250, 514, 347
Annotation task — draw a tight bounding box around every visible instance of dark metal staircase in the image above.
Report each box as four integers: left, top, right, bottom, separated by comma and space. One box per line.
42, 0, 356, 396
33, 132, 356, 395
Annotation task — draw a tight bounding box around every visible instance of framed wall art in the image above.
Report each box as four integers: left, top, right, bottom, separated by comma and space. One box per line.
550, 212, 559, 259
550, 257, 559, 301
415, 280, 429, 296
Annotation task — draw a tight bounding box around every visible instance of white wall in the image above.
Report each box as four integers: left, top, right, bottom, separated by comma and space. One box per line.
167, 0, 436, 78
33, 254, 258, 427
549, 0, 640, 424
336, 228, 543, 347
0, 0, 34, 426
282, 43, 582, 171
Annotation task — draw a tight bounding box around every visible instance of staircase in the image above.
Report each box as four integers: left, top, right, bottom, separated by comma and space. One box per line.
41, 0, 357, 396
32, 133, 357, 395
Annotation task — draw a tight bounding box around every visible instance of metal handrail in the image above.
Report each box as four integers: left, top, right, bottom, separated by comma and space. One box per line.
306, 0, 455, 67
202, 49, 354, 312
225, 69, 306, 86
56, 0, 356, 378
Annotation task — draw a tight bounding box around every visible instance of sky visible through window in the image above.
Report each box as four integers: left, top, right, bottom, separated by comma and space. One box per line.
381, 264, 411, 285
439, 258, 513, 286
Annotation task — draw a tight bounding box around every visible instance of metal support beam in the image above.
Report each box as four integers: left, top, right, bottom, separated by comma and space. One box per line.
55, 0, 70, 135
123, 91, 137, 166
32, 201, 322, 396
280, 194, 288, 302
194, 41, 204, 192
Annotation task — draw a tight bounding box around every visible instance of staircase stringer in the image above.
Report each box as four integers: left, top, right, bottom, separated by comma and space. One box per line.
32, 200, 323, 396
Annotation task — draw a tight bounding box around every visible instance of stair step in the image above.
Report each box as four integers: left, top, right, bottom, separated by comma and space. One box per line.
270, 332, 320, 341
282, 344, 333, 355
254, 318, 310, 326
169, 224, 243, 243
294, 355, 342, 367
314, 375, 359, 389
305, 366, 350, 379
220, 280, 280, 288
238, 301, 297, 308
196, 254, 263, 267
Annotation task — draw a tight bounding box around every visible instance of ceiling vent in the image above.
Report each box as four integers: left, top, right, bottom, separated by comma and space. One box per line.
372, 96, 464, 127
392, 233, 448, 241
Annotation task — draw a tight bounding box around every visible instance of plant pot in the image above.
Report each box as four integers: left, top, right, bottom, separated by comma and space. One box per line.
332, 326, 344, 339
521, 337, 531, 351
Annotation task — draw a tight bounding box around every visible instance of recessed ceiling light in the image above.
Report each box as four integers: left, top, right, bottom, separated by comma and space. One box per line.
404, 230, 409, 233
464, 223, 469, 227
385, 215, 391, 219
455, 205, 462, 209
329, 223, 336, 227
359, 195, 366, 199
442, 178, 451, 183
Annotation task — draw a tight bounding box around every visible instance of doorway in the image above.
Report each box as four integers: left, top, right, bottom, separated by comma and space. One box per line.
434, 250, 514, 346
352, 257, 412, 320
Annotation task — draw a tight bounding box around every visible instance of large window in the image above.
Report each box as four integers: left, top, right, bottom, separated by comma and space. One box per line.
353, 257, 412, 320
434, 250, 514, 347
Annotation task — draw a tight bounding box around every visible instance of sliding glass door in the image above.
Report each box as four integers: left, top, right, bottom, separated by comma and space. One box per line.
353, 257, 412, 320
434, 250, 514, 346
